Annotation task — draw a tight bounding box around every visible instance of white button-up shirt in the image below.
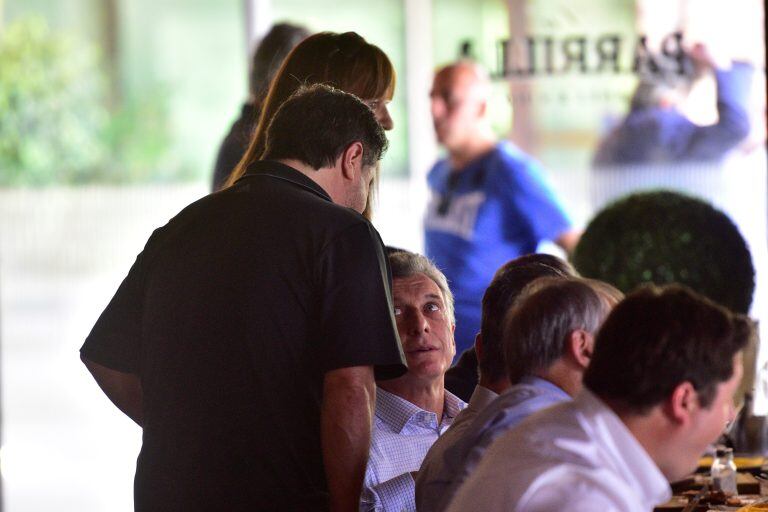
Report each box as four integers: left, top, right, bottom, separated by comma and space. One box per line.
360, 388, 466, 512
445, 390, 671, 512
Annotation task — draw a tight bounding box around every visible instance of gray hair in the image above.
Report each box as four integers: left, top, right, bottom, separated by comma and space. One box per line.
389, 251, 455, 324
503, 277, 621, 383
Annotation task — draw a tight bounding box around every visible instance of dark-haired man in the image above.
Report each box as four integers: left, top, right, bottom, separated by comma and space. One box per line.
416, 253, 575, 510
81, 85, 406, 512
443, 254, 576, 402
447, 285, 753, 512
420, 276, 620, 512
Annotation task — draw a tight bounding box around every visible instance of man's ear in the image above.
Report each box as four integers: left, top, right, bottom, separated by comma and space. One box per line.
341, 141, 364, 181
665, 381, 697, 426
567, 329, 593, 370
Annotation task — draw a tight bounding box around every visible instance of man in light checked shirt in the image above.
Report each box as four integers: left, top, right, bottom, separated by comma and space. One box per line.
360, 251, 467, 511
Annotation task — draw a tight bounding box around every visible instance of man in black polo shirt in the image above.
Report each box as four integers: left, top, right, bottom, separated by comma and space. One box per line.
80, 84, 406, 512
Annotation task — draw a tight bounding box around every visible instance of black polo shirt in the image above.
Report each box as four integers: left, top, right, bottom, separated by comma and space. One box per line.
81, 160, 406, 511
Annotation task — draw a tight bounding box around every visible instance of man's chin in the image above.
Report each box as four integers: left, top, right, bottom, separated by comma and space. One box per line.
404, 358, 448, 379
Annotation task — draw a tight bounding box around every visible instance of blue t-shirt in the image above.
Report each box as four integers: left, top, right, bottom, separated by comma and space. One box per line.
424, 142, 571, 354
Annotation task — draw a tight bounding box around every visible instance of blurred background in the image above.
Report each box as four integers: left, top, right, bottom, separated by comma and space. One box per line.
0, 0, 764, 510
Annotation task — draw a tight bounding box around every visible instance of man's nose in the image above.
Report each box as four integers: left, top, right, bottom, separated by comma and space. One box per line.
404, 309, 429, 335
378, 105, 394, 131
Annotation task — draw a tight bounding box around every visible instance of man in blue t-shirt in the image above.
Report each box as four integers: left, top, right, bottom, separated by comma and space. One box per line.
425, 61, 579, 357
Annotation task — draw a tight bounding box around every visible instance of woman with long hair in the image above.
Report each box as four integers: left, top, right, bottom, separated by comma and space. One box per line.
224, 31, 396, 219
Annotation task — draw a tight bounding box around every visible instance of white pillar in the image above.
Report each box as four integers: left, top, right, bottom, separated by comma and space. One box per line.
244, 0, 273, 55
404, 0, 438, 251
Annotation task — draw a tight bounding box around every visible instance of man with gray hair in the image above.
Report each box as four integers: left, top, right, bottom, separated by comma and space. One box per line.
420, 277, 621, 512
361, 250, 467, 512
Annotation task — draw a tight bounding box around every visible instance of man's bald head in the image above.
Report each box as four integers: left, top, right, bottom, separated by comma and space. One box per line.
430, 61, 492, 151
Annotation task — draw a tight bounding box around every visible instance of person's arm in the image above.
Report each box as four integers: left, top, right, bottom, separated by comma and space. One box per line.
555, 229, 581, 255
683, 45, 753, 159
322, 365, 376, 512
81, 354, 143, 427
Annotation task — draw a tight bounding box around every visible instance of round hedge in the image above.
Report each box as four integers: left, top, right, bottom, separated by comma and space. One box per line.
573, 190, 755, 314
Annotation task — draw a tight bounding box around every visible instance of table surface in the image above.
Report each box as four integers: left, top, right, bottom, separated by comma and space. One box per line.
655, 473, 764, 511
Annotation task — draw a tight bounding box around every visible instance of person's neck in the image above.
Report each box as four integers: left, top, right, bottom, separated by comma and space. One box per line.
535, 362, 583, 398
478, 375, 510, 395
607, 400, 678, 481
379, 376, 447, 423
275, 158, 340, 203
448, 134, 497, 170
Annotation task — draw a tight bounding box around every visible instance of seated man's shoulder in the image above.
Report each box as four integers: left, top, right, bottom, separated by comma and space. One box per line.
477, 383, 564, 427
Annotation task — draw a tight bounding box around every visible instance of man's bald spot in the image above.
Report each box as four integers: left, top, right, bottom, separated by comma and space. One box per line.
433, 61, 491, 103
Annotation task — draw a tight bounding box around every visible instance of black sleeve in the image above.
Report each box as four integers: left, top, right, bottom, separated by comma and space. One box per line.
79, 250, 146, 374
318, 221, 406, 380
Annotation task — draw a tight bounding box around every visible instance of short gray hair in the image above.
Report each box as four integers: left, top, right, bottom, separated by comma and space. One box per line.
389, 251, 455, 324
503, 277, 620, 383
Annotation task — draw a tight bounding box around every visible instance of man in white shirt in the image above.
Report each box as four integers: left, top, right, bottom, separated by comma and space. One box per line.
418, 276, 621, 512
416, 255, 575, 511
360, 251, 466, 511
447, 284, 754, 512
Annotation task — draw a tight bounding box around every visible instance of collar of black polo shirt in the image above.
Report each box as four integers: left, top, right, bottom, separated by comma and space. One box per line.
238, 160, 333, 203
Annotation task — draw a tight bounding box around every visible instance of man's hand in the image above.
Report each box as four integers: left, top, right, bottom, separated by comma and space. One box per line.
81, 354, 143, 427
322, 365, 376, 512
555, 229, 582, 255
689, 43, 731, 71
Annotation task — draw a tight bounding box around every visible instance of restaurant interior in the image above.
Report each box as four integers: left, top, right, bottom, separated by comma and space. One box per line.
0, 0, 765, 510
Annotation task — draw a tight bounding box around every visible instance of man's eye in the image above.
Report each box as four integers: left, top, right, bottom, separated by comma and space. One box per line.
425, 303, 440, 312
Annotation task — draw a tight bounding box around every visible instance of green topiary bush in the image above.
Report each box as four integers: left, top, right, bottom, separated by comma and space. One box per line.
573, 190, 755, 314
0, 16, 176, 186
